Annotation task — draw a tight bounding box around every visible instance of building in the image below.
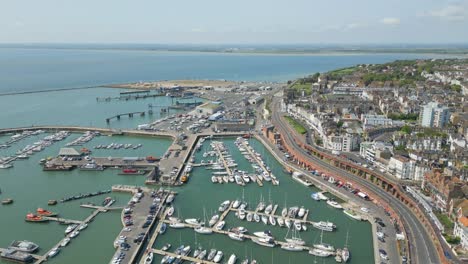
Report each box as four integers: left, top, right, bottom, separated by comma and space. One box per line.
248, 95, 264, 105
361, 114, 393, 129
420, 102, 451, 128
195, 101, 224, 116
453, 200, 468, 250
423, 170, 468, 212
388, 155, 415, 180
360, 141, 393, 162
214, 120, 252, 132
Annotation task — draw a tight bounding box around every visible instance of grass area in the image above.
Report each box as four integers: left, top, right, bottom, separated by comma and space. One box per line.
444, 234, 461, 245
290, 83, 312, 95
284, 116, 307, 134
328, 67, 359, 80
435, 212, 454, 231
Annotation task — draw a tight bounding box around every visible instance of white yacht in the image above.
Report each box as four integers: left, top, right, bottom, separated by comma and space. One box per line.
213, 251, 223, 263
60, 238, 71, 247
281, 243, 304, 251
227, 254, 237, 264
312, 221, 336, 232
228, 232, 245, 241
309, 248, 333, 257
47, 247, 60, 258
194, 226, 213, 234
215, 221, 225, 230
326, 200, 343, 209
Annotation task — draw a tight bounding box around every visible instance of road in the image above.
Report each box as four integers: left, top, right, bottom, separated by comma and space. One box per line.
271, 98, 441, 264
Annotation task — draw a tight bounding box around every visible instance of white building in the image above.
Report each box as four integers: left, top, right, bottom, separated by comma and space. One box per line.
420, 102, 451, 128
454, 219, 468, 250
360, 141, 393, 162
361, 114, 393, 129
388, 155, 416, 180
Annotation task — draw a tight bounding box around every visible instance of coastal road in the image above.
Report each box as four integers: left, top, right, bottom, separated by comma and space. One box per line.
271, 98, 441, 264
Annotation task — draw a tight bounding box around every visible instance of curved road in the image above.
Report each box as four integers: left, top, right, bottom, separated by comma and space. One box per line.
272, 99, 440, 264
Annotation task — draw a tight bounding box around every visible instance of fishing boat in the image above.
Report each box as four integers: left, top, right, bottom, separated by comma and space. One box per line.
344, 210, 362, 221
60, 237, 71, 247
37, 208, 58, 217
313, 230, 335, 252
312, 221, 336, 232
25, 213, 48, 222
326, 200, 343, 209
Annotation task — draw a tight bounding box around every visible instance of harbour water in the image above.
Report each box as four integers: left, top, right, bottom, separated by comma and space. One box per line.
0, 50, 439, 263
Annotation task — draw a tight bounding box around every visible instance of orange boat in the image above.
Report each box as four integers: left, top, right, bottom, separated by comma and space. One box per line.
146, 156, 160, 163
25, 213, 49, 222
36, 208, 58, 217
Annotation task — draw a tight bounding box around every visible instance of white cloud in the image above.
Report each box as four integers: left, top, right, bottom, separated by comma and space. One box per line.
426, 4, 467, 21
380, 17, 400, 25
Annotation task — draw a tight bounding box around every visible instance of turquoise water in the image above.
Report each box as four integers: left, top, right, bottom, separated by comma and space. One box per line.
0, 48, 438, 93
152, 138, 373, 264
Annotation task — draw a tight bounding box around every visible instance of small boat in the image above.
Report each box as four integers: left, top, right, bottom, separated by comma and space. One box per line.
208, 215, 219, 227
253, 214, 260, 223
302, 224, 307, 231
47, 247, 60, 258
277, 217, 285, 227
215, 221, 225, 230
281, 208, 288, 217
246, 212, 253, 222
297, 207, 305, 218
37, 208, 58, 217
281, 243, 304, 251
227, 254, 237, 264
342, 247, 350, 262
25, 213, 48, 222
184, 218, 201, 226
230, 226, 248, 233
65, 224, 78, 234
294, 221, 302, 231
237, 210, 246, 220
218, 200, 231, 212
213, 251, 224, 263
161, 244, 171, 251
251, 237, 275, 248
312, 221, 336, 232
269, 215, 276, 226
253, 230, 273, 239
78, 223, 88, 231
1, 198, 13, 205
285, 219, 292, 229
207, 249, 217, 261
69, 230, 80, 238
169, 222, 185, 229
167, 206, 175, 216
308, 248, 333, 257
344, 210, 362, 221
60, 238, 70, 247
160, 223, 167, 234
198, 249, 207, 260
326, 200, 343, 209
48, 200, 57, 205
264, 204, 273, 214
144, 251, 153, 264
228, 232, 245, 241
311, 193, 320, 201
261, 215, 268, 225
232, 200, 241, 209
211, 176, 218, 183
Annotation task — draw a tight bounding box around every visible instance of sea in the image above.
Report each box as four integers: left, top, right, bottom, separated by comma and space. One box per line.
0, 47, 457, 263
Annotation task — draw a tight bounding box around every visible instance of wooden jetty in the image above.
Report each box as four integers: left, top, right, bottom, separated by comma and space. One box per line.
240, 140, 279, 186
80, 204, 124, 212
152, 249, 218, 264
41, 216, 83, 225
106, 112, 146, 123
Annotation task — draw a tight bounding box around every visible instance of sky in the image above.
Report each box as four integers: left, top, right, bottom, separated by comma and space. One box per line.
0, 0, 467, 44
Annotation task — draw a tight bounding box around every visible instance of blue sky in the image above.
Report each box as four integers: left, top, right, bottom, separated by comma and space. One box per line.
0, 0, 467, 44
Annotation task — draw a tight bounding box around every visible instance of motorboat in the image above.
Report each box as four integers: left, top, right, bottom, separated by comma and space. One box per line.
232, 200, 241, 209
161, 244, 171, 251
237, 209, 246, 220
251, 237, 275, 248
344, 210, 363, 221
264, 204, 273, 214
70, 230, 80, 238
228, 232, 245, 241
209, 215, 219, 227
47, 247, 60, 258
207, 249, 217, 261
297, 207, 305, 218
327, 200, 343, 209
281, 208, 288, 217
230, 226, 248, 233
254, 213, 260, 223
215, 221, 225, 230
169, 222, 185, 229
60, 238, 70, 247
261, 215, 268, 225
213, 251, 223, 263
218, 200, 230, 212
65, 224, 78, 234
227, 254, 237, 264
194, 226, 213, 234
312, 221, 336, 232
184, 218, 201, 226
253, 230, 273, 239
246, 212, 253, 222
159, 223, 167, 234
277, 217, 285, 227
